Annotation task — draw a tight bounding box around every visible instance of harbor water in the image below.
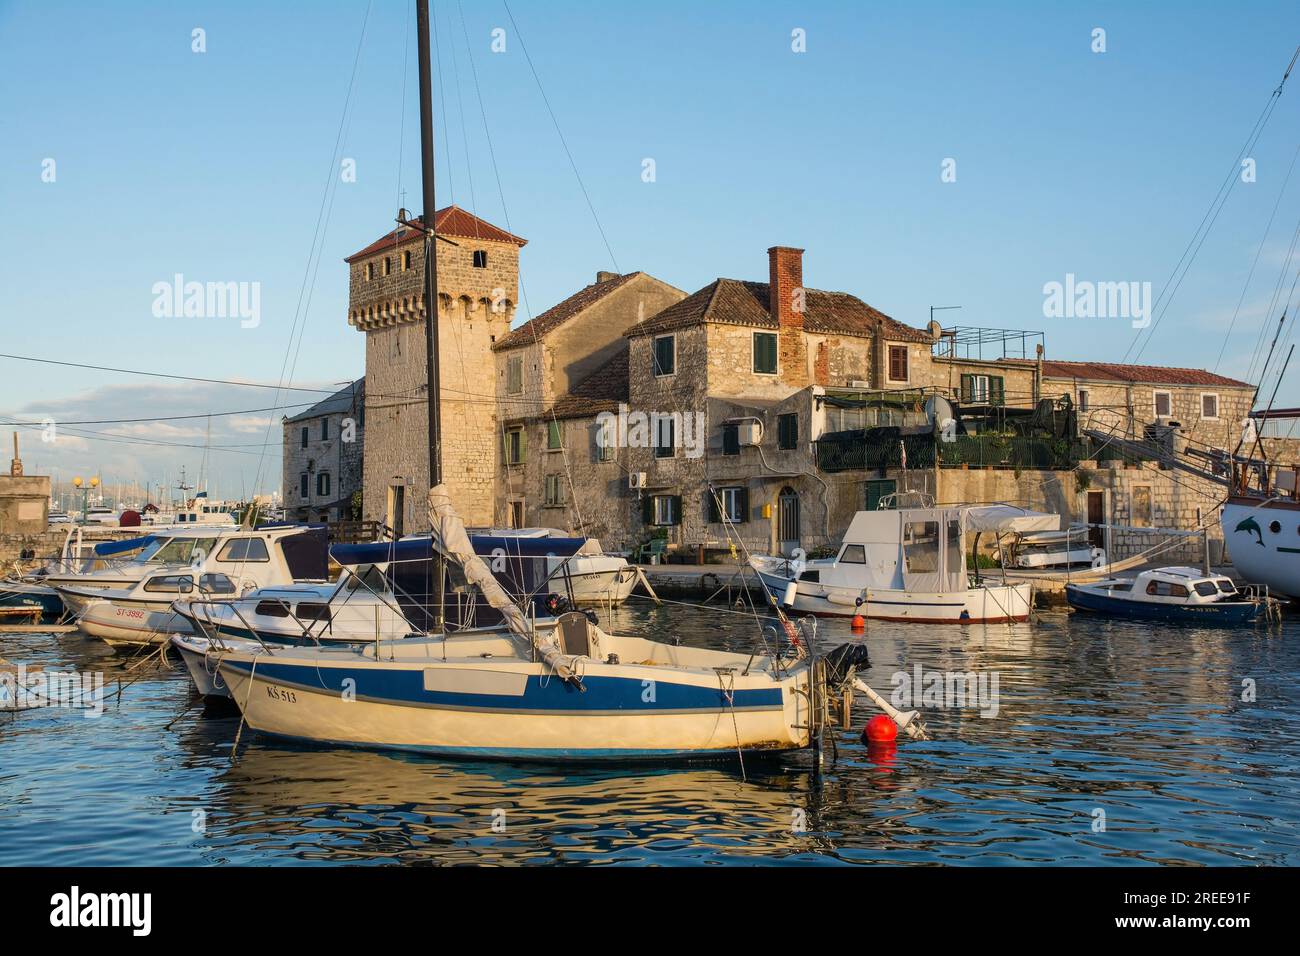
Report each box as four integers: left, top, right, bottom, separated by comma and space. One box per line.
2, 602, 1298, 865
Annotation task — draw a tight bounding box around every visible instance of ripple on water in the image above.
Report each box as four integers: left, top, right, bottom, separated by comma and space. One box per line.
2, 609, 1299, 864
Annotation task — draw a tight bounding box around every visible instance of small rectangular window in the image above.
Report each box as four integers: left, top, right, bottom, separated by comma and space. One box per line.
717, 486, 747, 523
506, 355, 523, 395
653, 335, 675, 377
596, 422, 615, 461
654, 416, 675, 458
403, 250, 412, 270
504, 428, 524, 465
652, 495, 679, 526
296, 602, 332, 622
300, 473, 309, 498
839, 544, 867, 564
888, 345, 908, 382
366, 262, 375, 281
321, 418, 329, 441
777, 413, 798, 450
722, 423, 740, 456
383, 256, 392, 276
472, 250, 488, 268
255, 600, 291, 618
753, 332, 778, 374
1201, 393, 1219, 419
544, 474, 565, 506
1154, 391, 1172, 418
300, 426, 309, 449
1078, 388, 1090, 412
317, 472, 331, 497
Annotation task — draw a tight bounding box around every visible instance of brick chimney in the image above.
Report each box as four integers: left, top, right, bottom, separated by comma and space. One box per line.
768, 246, 808, 386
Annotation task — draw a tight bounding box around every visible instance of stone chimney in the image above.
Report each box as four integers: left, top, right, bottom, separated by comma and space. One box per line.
768, 246, 808, 386
10, 432, 21, 477
596, 271, 620, 284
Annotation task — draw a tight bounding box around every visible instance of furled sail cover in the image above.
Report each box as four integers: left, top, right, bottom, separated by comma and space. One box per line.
428, 485, 578, 682
92, 535, 156, 557
961, 505, 1059, 534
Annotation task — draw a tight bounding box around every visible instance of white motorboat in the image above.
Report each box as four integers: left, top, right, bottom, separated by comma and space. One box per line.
1009, 525, 1106, 570
1066, 566, 1266, 624
471, 528, 639, 606
750, 504, 1056, 623
61, 525, 328, 646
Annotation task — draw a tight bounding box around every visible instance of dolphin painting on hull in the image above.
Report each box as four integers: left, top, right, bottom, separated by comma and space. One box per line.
1235, 516, 1266, 547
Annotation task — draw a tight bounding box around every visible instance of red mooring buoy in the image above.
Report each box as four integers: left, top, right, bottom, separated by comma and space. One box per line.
863, 714, 898, 745
850, 613, 865, 632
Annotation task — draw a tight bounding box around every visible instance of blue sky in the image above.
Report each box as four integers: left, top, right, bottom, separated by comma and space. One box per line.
3, 0, 1300, 498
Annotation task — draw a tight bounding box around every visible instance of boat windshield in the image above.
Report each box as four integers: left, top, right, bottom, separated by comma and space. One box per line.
1217, 580, 1237, 594
150, 537, 219, 565
137, 537, 171, 562
1193, 581, 1219, 597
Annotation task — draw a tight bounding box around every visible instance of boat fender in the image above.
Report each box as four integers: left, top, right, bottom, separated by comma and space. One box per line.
583, 609, 599, 626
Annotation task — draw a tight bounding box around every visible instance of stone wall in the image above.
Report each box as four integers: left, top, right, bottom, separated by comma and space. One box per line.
281, 408, 364, 522
351, 231, 519, 532
0, 475, 50, 536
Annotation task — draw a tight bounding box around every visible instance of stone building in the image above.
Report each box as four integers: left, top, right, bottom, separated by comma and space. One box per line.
492, 270, 686, 534
339, 208, 1267, 563
346, 206, 523, 534
282, 379, 365, 523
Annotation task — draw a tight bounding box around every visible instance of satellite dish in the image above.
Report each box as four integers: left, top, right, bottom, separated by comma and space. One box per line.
927, 319, 943, 341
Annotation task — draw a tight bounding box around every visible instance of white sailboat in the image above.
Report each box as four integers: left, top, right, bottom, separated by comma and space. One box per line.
209, 1, 852, 762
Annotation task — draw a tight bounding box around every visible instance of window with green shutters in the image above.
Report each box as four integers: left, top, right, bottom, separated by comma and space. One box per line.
506, 355, 523, 395
652, 335, 676, 376
643, 494, 682, 526
753, 332, 778, 374
707, 485, 748, 523
547, 420, 562, 450
503, 427, 525, 465
959, 374, 1004, 406
777, 413, 798, 450
544, 474, 565, 506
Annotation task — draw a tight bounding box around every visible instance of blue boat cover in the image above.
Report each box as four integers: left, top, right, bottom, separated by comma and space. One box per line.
331, 534, 587, 566
93, 535, 156, 557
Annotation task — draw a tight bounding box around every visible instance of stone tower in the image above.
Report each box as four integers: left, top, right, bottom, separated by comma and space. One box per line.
346, 205, 523, 532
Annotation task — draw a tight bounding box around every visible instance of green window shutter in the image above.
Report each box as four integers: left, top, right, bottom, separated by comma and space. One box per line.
960, 375, 973, 405
642, 495, 654, 524
990, 377, 1005, 407
547, 420, 561, 449
706, 488, 720, 523
670, 494, 683, 525
738, 487, 750, 523
519, 428, 527, 461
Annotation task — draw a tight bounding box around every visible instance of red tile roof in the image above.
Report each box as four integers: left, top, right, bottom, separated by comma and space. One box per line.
1040, 360, 1250, 388
345, 205, 526, 263
493, 272, 645, 352
625, 278, 930, 342
548, 347, 630, 420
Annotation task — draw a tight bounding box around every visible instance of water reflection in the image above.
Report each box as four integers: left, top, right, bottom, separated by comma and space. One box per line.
0, 603, 1297, 865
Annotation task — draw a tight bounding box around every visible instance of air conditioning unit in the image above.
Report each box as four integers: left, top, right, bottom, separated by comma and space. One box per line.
847, 379, 870, 388
628, 472, 648, 490
737, 421, 763, 446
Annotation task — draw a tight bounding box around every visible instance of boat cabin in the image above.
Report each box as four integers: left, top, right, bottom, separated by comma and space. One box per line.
811, 505, 1058, 595
1096, 567, 1239, 604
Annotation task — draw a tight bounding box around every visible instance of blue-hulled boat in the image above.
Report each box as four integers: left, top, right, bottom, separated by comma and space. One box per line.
1065, 566, 1266, 624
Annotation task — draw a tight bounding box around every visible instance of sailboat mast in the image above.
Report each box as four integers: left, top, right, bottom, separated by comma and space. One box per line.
416, 0, 442, 490
416, 0, 445, 632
